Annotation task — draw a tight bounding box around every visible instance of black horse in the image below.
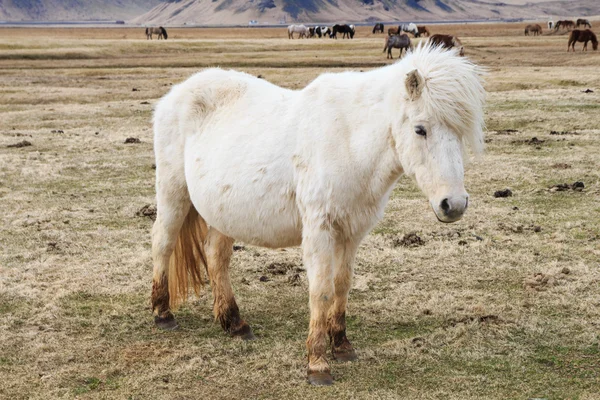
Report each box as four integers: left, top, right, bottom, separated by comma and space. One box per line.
330, 24, 354, 39
373, 23, 384, 34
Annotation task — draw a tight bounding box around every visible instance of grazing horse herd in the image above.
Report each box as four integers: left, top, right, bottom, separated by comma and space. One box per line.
144, 19, 596, 54
525, 18, 597, 52
287, 23, 354, 39
287, 22, 460, 59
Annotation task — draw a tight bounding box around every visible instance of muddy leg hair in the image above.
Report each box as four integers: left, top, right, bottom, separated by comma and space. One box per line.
206, 228, 254, 340
303, 225, 336, 386
328, 240, 358, 362
151, 181, 207, 330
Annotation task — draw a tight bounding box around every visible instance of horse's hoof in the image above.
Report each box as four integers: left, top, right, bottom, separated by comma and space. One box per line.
154, 314, 179, 331
233, 329, 256, 341
307, 370, 334, 386
333, 349, 358, 362
231, 324, 256, 341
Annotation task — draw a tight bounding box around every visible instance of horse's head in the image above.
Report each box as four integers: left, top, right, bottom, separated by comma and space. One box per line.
392, 46, 485, 223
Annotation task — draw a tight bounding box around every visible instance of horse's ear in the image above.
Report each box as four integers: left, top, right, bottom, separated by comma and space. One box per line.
405, 69, 424, 101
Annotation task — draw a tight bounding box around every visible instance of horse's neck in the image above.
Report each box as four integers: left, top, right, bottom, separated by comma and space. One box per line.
333, 70, 404, 203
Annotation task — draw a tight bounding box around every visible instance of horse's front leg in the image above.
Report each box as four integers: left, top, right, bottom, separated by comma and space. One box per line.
328, 240, 358, 362
303, 227, 335, 386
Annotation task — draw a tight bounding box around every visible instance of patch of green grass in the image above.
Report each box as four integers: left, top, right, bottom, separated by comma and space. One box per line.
73, 376, 101, 395
552, 79, 585, 87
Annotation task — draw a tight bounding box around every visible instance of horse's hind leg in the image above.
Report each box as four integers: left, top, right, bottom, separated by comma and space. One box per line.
206, 228, 254, 340
327, 240, 358, 362
151, 179, 194, 330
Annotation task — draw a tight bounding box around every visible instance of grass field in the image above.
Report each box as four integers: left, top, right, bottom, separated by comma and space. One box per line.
1, 23, 600, 399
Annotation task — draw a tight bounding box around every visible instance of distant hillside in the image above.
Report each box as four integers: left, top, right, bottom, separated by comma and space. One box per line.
132, 0, 600, 25
0, 0, 161, 21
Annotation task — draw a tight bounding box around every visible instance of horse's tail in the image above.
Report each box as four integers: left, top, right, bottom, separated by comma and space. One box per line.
168, 205, 208, 309
161, 27, 168, 39
145, 27, 149, 36
383, 36, 388, 52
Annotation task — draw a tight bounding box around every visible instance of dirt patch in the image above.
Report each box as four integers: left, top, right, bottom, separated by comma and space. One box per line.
512, 137, 545, 145
393, 232, 425, 248
550, 130, 578, 135
551, 163, 571, 169
497, 222, 541, 234
124, 137, 141, 144
447, 314, 500, 327
494, 129, 519, 135
494, 188, 512, 198
265, 262, 301, 275
524, 272, 556, 292
549, 181, 584, 192
136, 204, 157, 220
7, 140, 32, 148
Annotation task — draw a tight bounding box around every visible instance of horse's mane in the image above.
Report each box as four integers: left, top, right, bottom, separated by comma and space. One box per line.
400, 44, 486, 154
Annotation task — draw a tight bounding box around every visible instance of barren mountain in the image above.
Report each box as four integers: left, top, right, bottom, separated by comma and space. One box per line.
132, 0, 600, 25
0, 0, 161, 21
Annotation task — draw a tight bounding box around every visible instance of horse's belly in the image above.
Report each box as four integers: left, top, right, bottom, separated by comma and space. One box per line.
190, 180, 303, 248
184, 127, 303, 249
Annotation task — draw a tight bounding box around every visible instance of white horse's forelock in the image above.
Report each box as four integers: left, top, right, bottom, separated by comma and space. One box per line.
402, 43, 486, 155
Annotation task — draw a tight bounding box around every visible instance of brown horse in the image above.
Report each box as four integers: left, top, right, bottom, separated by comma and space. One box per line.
388, 26, 399, 36
524, 24, 542, 36
417, 25, 430, 37
555, 20, 575, 31
373, 23, 384, 34
428, 34, 464, 56
576, 19, 592, 28
145, 26, 168, 40
568, 29, 598, 51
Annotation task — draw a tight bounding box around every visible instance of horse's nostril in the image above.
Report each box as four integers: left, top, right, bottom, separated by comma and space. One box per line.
440, 198, 450, 213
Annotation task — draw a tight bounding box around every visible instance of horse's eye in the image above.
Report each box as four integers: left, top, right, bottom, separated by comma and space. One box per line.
415, 125, 427, 137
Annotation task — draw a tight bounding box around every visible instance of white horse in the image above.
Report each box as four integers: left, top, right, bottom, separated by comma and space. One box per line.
402, 22, 419, 36
288, 24, 309, 39
151, 45, 485, 386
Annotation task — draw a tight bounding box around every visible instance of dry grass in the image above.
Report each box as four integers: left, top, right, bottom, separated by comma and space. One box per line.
1, 23, 600, 399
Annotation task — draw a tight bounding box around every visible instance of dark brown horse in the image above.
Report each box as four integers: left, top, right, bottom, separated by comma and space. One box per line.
145, 26, 168, 40
524, 24, 542, 36
576, 19, 592, 28
428, 34, 464, 56
383, 34, 412, 59
568, 29, 598, 51
417, 26, 430, 37
373, 23, 384, 34
555, 20, 575, 31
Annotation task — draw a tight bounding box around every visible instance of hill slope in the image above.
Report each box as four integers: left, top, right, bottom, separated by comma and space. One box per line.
0, 0, 161, 21
132, 0, 600, 25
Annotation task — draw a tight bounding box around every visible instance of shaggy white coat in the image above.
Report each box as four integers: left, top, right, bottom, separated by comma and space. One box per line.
154, 45, 485, 251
